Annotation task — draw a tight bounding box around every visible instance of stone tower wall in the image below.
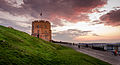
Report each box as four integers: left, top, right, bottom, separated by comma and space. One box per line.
32, 20, 51, 41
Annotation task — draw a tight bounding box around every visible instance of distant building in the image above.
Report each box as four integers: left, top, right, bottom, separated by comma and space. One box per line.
31, 20, 51, 41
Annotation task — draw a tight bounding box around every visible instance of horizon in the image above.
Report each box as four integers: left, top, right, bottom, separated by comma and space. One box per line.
0, 0, 120, 43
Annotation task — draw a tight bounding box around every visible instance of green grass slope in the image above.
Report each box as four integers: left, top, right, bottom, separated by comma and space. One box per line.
0, 25, 110, 65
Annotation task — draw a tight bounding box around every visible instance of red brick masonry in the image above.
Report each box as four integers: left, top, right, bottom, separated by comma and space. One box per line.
32, 20, 51, 41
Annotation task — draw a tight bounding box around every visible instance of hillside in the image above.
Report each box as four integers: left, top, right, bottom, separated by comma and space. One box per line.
0, 25, 110, 65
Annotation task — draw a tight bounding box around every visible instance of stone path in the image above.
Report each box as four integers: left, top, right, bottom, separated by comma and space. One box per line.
59, 43, 120, 65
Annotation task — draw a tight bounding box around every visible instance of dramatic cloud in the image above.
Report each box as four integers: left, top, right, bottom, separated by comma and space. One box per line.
0, 0, 26, 15
100, 9, 120, 26
53, 29, 91, 42
0, 0, 107, 26
22, 0, 107, 23
4, 0, 24, 8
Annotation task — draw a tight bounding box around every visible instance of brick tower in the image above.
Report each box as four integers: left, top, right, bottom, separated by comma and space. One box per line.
32, 20, 51, 41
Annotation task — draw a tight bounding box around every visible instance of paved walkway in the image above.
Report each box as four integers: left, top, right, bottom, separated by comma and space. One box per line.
59, 44, 120, 65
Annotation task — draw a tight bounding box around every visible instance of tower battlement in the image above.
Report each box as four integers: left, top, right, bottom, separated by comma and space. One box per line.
33, 20, 50, 23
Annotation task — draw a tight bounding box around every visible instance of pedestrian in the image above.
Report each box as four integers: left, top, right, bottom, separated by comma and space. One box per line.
78, 45, 80, 48
73, 43, 74, 45
115, 50, 118, 56
114, 49, 118, 56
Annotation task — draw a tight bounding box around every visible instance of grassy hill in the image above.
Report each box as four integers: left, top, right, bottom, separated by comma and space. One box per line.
0, 25, 110, 65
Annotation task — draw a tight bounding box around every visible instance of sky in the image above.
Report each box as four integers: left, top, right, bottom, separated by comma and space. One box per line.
0, 0, 120, 43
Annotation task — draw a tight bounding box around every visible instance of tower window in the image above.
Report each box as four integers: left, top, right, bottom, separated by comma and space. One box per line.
45, 25, 47, 28
37, 25, 39, 28
37, 30, 39, 34
45, 31, 47, 33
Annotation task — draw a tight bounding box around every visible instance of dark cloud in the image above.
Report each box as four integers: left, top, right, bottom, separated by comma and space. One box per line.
92, 33, 100, 36
91, 20, 103, 25
0, 0, 107, 26
100, 9, 120, 26
22, 0, 107, 23
53, 29, 91, 42
92, 9, 107, 13
0, 0, 26, 15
